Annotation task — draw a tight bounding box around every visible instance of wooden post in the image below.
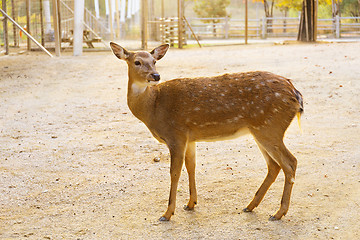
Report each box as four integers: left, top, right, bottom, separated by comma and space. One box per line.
108, 0, 114, 40
177, 0, 183, 48
52, 0, 61, 56
57, 0, 61, 42
161, 0, 164, 19
2, 0, 9, 55
40, 0, 45, 46
115, 0, 120, 38
11, 0, 18, 47
245, 0, 248, 44
161, 0, 164, 43
26, 0, 31, 51
314, 0, 318, 41
141, 0, 148, 49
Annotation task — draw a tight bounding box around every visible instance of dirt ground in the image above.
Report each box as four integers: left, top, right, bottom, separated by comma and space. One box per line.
1, 42, 359, 239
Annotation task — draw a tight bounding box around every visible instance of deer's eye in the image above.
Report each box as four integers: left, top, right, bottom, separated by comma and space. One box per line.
135, 61, 141, 66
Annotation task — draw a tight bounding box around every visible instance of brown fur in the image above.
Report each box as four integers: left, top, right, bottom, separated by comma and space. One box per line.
110, 42, 303, 221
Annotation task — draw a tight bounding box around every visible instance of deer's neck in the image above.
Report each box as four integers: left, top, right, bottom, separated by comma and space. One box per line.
127, 73, 156, 124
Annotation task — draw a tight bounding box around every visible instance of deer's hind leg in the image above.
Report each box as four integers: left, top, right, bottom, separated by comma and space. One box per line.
243, 142, 281, 213
250, 130, 298, 220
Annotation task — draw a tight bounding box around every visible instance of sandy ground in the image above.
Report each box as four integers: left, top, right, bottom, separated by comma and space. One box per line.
0, 42, 360, 239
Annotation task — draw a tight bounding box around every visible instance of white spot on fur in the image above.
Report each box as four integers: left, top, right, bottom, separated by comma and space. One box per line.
275, 92, 281, 98
220, 93, 225, 97
260, 110, 264, 114
242, 106, 245, 110
131, 82, 147, 95
265, 96, 271, 101
290, 178, 295, 184
194, 107, 201, 111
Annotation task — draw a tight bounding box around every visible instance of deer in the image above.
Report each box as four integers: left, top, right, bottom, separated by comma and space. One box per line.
110, 42, 304, 221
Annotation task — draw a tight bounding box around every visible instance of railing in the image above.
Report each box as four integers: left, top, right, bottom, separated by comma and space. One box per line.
182, 16, 360, 40
59, 0, 109, 43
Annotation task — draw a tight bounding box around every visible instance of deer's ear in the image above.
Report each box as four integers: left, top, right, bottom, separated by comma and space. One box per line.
150, 44, 169, 61
110, 42, 130, 60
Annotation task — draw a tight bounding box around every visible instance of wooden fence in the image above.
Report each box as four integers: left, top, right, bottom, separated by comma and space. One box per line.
182, 16, 360, 40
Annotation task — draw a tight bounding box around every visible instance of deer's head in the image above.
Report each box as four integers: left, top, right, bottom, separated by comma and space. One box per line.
110, 42, 169, 86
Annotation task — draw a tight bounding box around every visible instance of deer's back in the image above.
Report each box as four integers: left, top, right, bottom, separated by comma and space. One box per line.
152, 71, 302, 141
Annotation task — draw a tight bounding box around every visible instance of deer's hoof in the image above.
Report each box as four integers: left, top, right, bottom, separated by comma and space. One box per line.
242, 208, 252, 212
269, 215, 280, 221
159, 216, 170, 222
183, 205, 194, 211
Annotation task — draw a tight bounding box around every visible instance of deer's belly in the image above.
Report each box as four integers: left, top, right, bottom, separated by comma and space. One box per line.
191, 127, 250, 142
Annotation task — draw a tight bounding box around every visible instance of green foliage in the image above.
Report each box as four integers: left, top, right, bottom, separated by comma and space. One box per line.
340, 0, 360, 17
275, 0, 336, 12
276, 0, 303, 11
193, 0, 231, 22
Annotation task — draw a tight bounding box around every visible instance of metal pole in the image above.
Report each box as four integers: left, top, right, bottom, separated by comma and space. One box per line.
11, 0, 17, 47
0, 8, 53, 57
40, 0, 45, 46
183, 16, 201, 48
141, 0, 148, 49
245, 0, 248, 44
26, 0, 31, 51
2, 0, 9, 55
115, 0, 120, 38
314, 0, 318, 41
177, 0, 183, 48
74, 0, 85, 56
52, 0, 61, 56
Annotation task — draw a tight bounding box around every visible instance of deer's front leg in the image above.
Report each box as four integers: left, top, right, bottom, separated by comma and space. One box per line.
159, 140, 187, 221
184, 142, 197, 210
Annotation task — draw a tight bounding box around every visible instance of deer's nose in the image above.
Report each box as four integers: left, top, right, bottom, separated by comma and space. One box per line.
151, 73, 160, 81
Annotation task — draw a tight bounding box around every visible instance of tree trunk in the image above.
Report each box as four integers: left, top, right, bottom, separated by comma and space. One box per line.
298, 0, 316, 42
262, 0, 275, 33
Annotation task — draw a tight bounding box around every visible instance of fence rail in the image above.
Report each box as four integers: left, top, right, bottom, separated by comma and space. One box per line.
181, 16, 360, 40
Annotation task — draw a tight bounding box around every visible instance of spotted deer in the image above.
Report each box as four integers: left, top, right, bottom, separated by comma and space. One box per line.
110, 42, 303, 221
